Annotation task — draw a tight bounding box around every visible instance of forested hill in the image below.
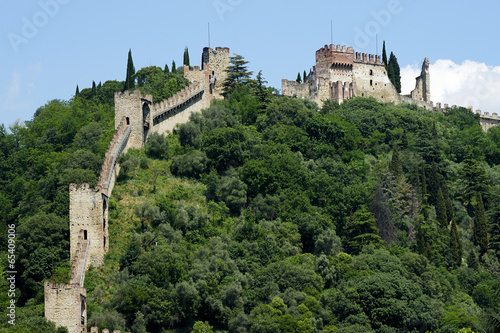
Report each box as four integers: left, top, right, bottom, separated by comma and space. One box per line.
1, 58, 500, 332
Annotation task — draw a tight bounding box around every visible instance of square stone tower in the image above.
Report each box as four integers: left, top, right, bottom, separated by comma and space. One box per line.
114, 90, 153, 149
69, 183, 108, 269
44, 281, 86, 333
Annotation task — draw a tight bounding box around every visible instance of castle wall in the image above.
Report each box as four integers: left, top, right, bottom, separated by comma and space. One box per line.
352, 61, 400, 103
152, 93, 210, 134
477, 111, 500, 131
281, 79, 310, 98
69, 183, 107, 270
44, 281, 86, 333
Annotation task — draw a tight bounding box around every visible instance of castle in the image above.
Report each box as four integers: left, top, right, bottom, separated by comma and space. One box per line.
45, 44, 499, 333
282, 44, 500, 131
44, 47, 229, 333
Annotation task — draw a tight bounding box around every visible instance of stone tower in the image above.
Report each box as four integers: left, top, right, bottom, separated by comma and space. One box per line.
410, 57, 430, 102
44, 281, 86, 333
114, 90, 153, 149
69, 183, 108, 269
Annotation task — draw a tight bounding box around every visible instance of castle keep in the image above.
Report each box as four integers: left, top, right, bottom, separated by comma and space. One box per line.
45, 47, 229, 333
282, 44, 429, 107
282, 44, 499, 130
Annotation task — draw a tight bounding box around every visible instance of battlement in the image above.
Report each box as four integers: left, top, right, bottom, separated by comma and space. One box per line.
316, 44, 354, 55
354, 52, 383, 65
88, 328, 127, 333
215, 46, 230, 53
96, 116, 131, 196
151, 82, 204, 120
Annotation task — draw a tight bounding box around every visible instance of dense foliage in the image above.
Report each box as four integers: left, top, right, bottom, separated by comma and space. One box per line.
1, 55, 500, 332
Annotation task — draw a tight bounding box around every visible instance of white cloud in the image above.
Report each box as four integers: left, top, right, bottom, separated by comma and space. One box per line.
7, 71, 22, 101
401, 59, 500, 114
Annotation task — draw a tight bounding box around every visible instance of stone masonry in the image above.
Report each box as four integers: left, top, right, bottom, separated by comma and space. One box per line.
45, 47, 230, 333
283, 44, 498, 130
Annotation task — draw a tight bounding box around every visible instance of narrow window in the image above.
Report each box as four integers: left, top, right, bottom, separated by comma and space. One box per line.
83, 230, 87, 240
370, 80, 373, 86
369, 69, 373, 75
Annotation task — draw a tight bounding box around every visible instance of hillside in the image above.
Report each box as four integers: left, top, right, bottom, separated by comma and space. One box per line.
1, 61, 500, 332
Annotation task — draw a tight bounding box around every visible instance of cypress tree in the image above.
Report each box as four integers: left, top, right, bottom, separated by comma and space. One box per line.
474, 192, 488, 255
75, 85, 79, 96
296, 72, 302, 83
183, 46, 190, 67
389, 144, 403, 176
488, 201, 500, 255
442, 183, 455, 223
401, 130, 409, 149
388, 52, 401, 93
436, 187, 448, 228
124, 49, 135, 91
164, 64, 170, 73
382, 41, 388, 68
428, 160, 440, 206
303, 70, 307, 83
172, 60, 177, 74
421, 161, 427, 200
450, 219, 462, 267
91, 80, 97, 96
421, 161, 429, 219
467, 249, 478, 270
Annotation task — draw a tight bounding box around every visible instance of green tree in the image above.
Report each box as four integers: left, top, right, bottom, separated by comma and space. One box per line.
124, 49, 135, 91
436, 187, 448, 228
75, 85, 79, 96
164, 63, 169, 73
296, 72, 302, 83
91, 80, 97, 96
345, 206, 383, 254
388, 52, 401, 93
171, 60, 177, 74
474, 192, 488, 255
389, 144, 403, 176
192, 321, 214, 333
183, 46, 190, 67
450, 219, 462, 267
223, 54, 253, 96
382, 40, 388, 67
428, 160, 440, 206
303, 70, 307, 82
145, 132, 169, 159
459, 146, 490, 210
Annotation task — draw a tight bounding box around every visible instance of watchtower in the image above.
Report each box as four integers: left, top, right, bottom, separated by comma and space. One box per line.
44, 281, 87, 333
114, 90, 153, 149
69, 183, 108, 269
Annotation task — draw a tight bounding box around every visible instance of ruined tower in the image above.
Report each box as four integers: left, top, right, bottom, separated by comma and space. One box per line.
410, 57, 430, 102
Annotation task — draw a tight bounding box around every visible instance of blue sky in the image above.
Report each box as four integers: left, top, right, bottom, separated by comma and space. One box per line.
2, 0, 500, 128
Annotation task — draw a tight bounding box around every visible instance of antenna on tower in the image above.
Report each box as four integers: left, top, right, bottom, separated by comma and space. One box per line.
330, 20, 333, 45
208, 22, 211, 48
376, 34, 378, 55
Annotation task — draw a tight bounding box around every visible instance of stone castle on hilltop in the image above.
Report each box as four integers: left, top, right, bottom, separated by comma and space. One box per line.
45, 44, 499, 333
282, 44, 499, 130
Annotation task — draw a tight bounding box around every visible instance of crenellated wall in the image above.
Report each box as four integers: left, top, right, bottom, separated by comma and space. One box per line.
46, 47, 230, 333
